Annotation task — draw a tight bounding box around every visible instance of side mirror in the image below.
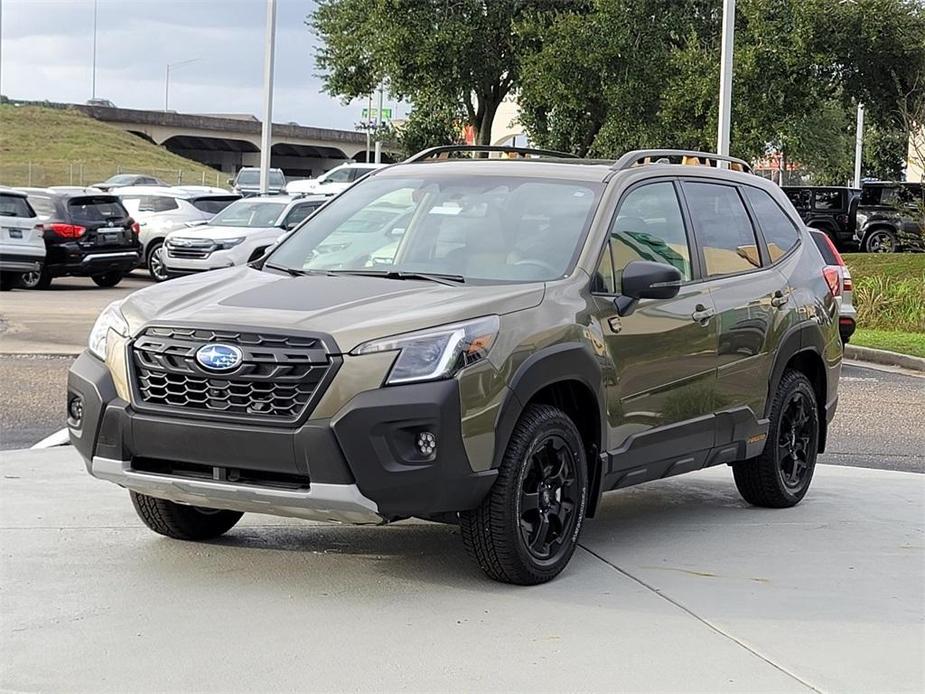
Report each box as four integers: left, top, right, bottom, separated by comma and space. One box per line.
614, 260, 683, 316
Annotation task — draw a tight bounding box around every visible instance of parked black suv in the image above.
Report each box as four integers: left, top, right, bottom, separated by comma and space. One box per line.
69, 147, 842, 584
20, 188, 141, 288
855, 182, 925, 253
782, 186, 860, 251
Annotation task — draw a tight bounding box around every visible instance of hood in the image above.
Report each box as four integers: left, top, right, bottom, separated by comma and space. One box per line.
121, 266, 545, 352
167, 224, 275, 241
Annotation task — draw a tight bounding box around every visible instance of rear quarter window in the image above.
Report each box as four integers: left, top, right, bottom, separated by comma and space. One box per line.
743, 187, 801, 261
809, 231, 840, 265
813, 190, 843, 211
67, 196, 129, 222
26, 195, 55, 218
785, 189, 810, 209
0, 194, 35, 219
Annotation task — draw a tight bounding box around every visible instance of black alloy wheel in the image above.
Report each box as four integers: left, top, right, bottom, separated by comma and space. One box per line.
518, 434, 581, 562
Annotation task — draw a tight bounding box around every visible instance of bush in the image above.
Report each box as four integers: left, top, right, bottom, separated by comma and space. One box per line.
844, 254, 925, 333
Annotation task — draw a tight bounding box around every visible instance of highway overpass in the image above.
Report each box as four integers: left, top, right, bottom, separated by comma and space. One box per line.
74, 103, 384, 177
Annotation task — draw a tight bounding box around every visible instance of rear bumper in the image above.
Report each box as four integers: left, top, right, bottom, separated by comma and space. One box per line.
67, 351, 495, 522
0, 252, 43, 272
48, 248, 140, 276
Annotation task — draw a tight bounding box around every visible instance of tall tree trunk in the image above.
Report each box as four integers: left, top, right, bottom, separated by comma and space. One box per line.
475, 95, 500, 146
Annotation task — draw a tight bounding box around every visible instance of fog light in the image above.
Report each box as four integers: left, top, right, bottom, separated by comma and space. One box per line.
416, 431, 437, 457
68, 395, 84, 425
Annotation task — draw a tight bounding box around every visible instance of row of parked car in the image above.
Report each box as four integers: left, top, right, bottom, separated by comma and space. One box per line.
0, 162, 388, 290
782, 181, 924, 253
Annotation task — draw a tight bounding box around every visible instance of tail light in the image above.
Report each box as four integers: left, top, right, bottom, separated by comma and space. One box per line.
823, 266, 841, 296
34, 224, 45, 239
842, 268, 853, 292
131, 221, 141, 234
48, 223, 87, 239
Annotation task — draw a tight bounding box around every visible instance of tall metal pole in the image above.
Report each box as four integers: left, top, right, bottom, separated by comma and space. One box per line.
853, 103, 865, 188
365, 94, 372, 162
374, 84, 384, 164
259, 0, 277, 194
716, 0, 735, 164
164, 64, 170, 111
91, 0, 98, 100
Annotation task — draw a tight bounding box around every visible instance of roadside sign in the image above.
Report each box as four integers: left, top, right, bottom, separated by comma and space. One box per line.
362, 107, 392, 121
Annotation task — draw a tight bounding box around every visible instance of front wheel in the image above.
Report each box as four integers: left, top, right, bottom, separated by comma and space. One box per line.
146, 241, 169, 282
732, 369, 819, 508
130, 491, 243, 540
91, 271, 124, 288
460, 404, 588, 585
863, 228, 898, 253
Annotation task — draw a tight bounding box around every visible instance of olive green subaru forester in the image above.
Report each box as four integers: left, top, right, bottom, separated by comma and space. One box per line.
68, 147, 842, 584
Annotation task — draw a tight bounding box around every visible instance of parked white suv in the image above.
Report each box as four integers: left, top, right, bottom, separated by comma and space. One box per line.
163, 195, 326, 277
116, 186, 240, 281
0, 187, 45, 291
286, 162, 386, 197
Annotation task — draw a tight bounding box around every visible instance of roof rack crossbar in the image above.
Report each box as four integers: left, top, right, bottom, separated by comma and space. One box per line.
612, 149, 752, 174
403, 145, 578, 163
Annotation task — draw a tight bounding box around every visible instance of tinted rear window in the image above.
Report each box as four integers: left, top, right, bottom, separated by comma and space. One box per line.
785, 189, 810, 209
0, 194, 35, 218
810, 231, 839, 265
191, 196, 239, 214
236, 170, 286, 187
67, 196, 129, 222
813, 190, 843, 210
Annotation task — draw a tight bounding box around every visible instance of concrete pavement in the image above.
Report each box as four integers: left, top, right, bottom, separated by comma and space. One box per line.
2, 447, 922, 692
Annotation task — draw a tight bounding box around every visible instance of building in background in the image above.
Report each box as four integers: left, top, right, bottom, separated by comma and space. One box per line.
907, 125, 924, 182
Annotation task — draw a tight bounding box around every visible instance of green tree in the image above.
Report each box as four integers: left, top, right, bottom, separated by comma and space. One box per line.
312, 0, 571, 146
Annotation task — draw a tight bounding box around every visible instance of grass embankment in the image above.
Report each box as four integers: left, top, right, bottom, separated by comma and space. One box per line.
0, 104, 222, 187
843, 254, 925, 357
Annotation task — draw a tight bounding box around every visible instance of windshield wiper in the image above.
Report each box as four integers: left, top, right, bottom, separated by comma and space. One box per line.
330, 269, 465, 286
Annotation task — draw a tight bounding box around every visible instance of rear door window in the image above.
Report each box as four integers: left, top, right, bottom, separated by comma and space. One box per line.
683, 182, 761, 276
743, 187, 801, 261
813, 190, 843, 211
67, 196, 129, 223
0, 194, 35, 219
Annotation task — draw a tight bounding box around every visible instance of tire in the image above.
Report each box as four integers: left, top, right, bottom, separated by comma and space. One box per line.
130, 491, 243, 541
863, 228, 898, 253
146, 241, 169, 282
91, 271, 124, 288
459, 404, 588, 585
18, 269, 42, 289
732, 369, 819, 508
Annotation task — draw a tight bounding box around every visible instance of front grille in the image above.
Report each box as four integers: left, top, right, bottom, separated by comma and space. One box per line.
130, 327, 336, 424
166, 238, 215, 259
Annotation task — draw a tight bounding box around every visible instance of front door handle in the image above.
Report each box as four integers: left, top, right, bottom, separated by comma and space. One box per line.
691, 304, 715, 324
770, 289, 790, 308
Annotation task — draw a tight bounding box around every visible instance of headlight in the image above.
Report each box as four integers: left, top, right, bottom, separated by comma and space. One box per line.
352, 315, 500, 385
215, 237, 244, 250
88, 300, 129, 360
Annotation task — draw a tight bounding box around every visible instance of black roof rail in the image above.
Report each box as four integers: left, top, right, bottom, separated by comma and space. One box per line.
612, 149, 752, 174
403, 144, 578, 163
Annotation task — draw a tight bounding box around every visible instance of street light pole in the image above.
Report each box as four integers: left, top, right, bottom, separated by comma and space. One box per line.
259, 0, 277, 194
164, 58, 200, 112
716, 0, 735, 164
853, 103, 865, 188
91, 0, 98, 100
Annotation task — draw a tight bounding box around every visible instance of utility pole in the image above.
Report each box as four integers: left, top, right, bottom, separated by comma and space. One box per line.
91, 0, 98, 100
259, 0, 277, 194
853, 103, 865, 188
716, 0, 735, 165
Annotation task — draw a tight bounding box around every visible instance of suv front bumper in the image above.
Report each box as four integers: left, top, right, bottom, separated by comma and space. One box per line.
67, 352, 496, 523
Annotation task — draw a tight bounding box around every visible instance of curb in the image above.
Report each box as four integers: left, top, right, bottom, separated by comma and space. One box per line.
845, 345, 925, 373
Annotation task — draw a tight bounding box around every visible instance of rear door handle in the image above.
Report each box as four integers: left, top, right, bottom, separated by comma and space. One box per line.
691, 304, 715, 324
770, 290, 790, 308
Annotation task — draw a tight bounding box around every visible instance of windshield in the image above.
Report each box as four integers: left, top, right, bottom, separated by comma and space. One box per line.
267, 174, 602, 282
236, 169, 286, 187
209, 199, 286, 227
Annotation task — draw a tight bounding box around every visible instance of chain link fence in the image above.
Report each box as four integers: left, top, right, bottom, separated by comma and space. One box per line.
0, 162, 227, 188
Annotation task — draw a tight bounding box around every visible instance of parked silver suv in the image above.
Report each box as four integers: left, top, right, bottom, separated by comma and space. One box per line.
116, 186, 239, 281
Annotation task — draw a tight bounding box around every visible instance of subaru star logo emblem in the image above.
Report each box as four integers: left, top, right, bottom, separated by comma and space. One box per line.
195, 344, 243, 372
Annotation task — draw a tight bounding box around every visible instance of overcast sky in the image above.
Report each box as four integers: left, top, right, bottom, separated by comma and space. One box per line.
0, 0, 395, 130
